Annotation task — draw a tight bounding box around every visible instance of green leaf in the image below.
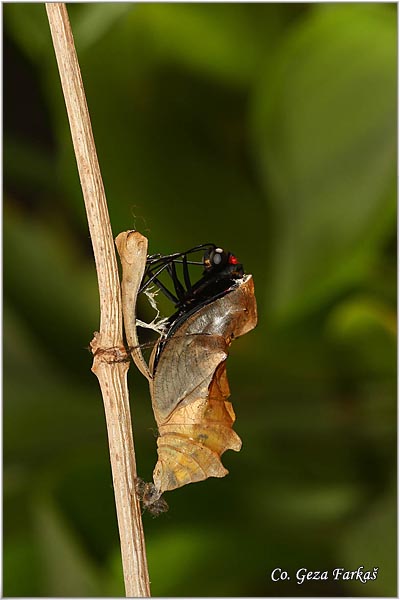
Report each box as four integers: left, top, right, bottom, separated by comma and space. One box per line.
3, 302, 104, 468
70, 4, 135, 52
3, 535, 42, 596
4, 4, 133, 62
4, 4, 51, 63
338, 489, 397, 596
255, 483, 364, 523
327, 296, 396, 340
133, 4, 290, 86
102, 548, 126, 597
3, 206, 98, 359
147, 529, 213, 596
251, 5, 396, 321
33, 496, 101, 596
4, 137, 56, 191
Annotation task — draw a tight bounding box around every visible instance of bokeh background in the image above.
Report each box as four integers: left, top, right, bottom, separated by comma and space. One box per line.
3, 3, 397, 597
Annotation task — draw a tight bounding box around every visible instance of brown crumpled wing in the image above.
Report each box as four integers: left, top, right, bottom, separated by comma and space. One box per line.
153, 361, 242, 492
150, 275, 257, 493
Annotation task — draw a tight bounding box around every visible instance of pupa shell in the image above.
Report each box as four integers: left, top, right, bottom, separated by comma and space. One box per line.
149, 274, 257, 493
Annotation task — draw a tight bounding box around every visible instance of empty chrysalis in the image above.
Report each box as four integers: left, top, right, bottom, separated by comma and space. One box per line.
116, 231, 257, 513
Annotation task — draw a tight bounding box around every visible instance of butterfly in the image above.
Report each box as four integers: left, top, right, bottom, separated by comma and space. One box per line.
116, 231, 257, 512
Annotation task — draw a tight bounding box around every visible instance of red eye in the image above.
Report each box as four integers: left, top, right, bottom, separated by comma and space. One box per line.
229, 255, 239, 265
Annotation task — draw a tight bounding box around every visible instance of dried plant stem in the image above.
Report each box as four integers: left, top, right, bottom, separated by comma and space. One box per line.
45, 4, 150, 596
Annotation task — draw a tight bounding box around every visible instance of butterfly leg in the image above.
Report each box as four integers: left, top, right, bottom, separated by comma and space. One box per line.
182, 253, 192, 292
167, 261, 186, 301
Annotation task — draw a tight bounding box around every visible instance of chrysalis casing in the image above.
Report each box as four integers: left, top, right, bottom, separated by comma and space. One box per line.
149, 274, 257, 493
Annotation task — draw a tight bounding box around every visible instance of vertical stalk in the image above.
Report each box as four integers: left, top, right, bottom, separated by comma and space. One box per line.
45, 4, 150, 596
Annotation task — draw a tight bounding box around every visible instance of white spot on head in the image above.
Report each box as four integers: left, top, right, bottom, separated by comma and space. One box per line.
213, 253, 222, 264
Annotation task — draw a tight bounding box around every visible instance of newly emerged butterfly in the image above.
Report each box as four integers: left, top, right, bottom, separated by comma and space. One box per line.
116, 232, 257, 512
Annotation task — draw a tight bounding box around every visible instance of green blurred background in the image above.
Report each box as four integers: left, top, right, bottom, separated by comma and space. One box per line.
3, 3, 397, 597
